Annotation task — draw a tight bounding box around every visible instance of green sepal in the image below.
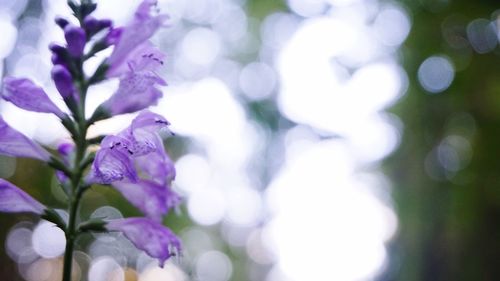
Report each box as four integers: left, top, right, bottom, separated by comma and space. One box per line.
41, 208, 67, 231
78, 218, 107, 233
88, 62, 109, 85
87, 105, 111, 126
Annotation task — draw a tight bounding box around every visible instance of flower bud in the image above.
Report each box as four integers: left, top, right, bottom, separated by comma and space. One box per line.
83, 15, 99, 33
55, 16, 69, 29
64, 25, 86, 57
1, 77, 65, 118
51, 65, 76, 101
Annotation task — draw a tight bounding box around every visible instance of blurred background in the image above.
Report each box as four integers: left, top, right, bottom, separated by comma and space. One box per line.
0, 0, 499, 280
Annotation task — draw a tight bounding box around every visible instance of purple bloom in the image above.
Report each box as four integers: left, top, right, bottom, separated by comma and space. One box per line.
0, 117, 51, 161
88, 111, 179, 219
96, 0, 168, 116
101, 42, 167, 116
86, 136, 138, 184
0, 179, 45, 215
1, 77, 65, 118
106, 217, 181, 267
106, 0, 168, 75
64, 25, 86, 57
51, 65, 78, 101
100, 70, 164, 115
117, 110, 169, 156
113, 179, 181, 221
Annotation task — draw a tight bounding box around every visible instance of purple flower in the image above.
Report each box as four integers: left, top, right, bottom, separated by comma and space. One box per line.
86, 136, 138, 184
95, 0, 168, 116
87, 111, 171, 185
1, 77, 65, 118
64, 25, 86, 57
106, 0, 168, 75
51, 65, 78, 102
100, 70, 165, 115
113, 179, 181, 221
0, 179, 45, 215
106, 217, 181, 267
0, 117, 51, 161
101, 42, 167, 116
87, 111, 179, 219
117, 110, 169, 155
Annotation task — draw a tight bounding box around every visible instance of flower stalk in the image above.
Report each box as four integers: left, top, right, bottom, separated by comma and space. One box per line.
0, 1, 182, 280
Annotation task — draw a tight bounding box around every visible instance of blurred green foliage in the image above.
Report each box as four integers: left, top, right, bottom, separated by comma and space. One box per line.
384, 0, 500, 280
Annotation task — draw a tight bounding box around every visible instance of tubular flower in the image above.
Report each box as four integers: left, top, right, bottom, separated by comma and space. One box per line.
86, 135, 138, 184
106, 217, 181, 267
87, 111, 180, 220
0, 117, 51, 161
106, 0, 168, 76
1, 77, 65, 118
0, 179, 45, 215
113, 179, 181, 221
98, 0, 168, 116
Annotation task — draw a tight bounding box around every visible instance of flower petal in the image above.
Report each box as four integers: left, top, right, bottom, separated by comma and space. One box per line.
106, 0, 168, 72
0, 117, 51, 161
86, 136, 137, 184
2, 77, 65, 118
106, 217, 181, 267
0, 179, 45, 215
113, 179, 181, 221
107, 41, 166, 78
101, 72, 163, 116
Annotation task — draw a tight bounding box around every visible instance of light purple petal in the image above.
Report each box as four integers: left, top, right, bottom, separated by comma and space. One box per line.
113, 179, 181, 221
86, 111, 174, 187
117, 110, 169, 156
2, 77, 65, 118
0, 179, 45, 214
107, 41, 166, 78
106, 217, 181, 267
0, 117, 51, 161
107, 0, 168, 72
135, 148, 175, 186
86, 136, 137, 184
102, 72, 163, 116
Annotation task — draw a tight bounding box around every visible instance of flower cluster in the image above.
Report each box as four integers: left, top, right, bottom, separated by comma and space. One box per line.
0, 0, 181, 275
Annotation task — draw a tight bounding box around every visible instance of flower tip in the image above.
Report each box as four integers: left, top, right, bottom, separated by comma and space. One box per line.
55, 16, 69, 29
64, 25, 86, 57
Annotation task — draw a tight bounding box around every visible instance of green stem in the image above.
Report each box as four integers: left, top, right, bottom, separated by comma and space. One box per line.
62, 190, 82, 281
61, 54, 89, 281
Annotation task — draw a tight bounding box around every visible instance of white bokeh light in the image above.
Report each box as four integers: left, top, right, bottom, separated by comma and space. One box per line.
418, 55, 455, 93
265, 140, 397, 281
0, 14, 17, 59
32, 221, 66, 259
